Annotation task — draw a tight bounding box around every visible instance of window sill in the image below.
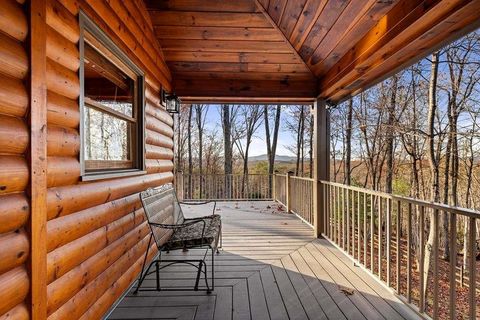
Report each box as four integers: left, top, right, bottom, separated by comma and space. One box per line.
81, 169, 147, 182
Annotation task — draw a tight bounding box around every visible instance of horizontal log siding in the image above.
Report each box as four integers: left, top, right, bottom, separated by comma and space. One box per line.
0, 1, 30, 319
43, 1, 174, 318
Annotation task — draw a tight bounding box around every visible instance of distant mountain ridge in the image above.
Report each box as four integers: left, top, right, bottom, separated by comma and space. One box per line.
248, 154, 298, 162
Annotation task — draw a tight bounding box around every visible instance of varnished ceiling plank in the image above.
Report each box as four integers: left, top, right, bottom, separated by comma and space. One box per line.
149, 11, 272, 28
159, 39, 292, 53
298, 0, 351, 60
268, 0, 288, 24
253, 0, 316, 77
174, 78, 317, 98
154, 26, 284, 41
168, 61, 311, 73
163, 51, 302, 64
277, 0, 307, 39
329, 0, 480, 102
288, 0, 328, 51
173, 71, 316, 81
310, 0, 400, 74
319, 0, 476, 100
144, 0, 258, 13
319, 0, 447, 96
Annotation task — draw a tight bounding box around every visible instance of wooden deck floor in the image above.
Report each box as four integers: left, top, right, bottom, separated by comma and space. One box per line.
107, 201, 420, 320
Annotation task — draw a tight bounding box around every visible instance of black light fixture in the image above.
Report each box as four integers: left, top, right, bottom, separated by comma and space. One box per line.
161, 88, 181, 114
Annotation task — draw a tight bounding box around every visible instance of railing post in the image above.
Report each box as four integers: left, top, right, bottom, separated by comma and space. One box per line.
313, 99, 330, 238
286, 171, 293, 213
273, 170, 278, 201
176, 171, 184, 200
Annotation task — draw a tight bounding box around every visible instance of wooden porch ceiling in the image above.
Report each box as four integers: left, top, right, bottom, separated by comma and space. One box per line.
145, 0, 480, 104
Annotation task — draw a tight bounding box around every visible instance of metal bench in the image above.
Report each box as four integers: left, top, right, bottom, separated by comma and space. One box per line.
134, 183, 221, 294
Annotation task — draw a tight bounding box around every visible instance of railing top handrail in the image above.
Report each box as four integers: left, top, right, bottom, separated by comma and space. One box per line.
321, 180, 480, 219
274, 174, 287, 177
290, 176, 314, 182
180, 173, 271, 176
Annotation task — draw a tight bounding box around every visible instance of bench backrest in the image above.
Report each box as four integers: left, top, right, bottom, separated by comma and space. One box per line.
140, 183, 184, 248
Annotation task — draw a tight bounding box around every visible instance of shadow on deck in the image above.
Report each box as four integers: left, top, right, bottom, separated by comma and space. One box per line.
107, 201, 420, 320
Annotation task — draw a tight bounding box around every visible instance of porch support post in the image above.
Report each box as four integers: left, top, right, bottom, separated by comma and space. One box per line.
313, 99, 330, 238
29, 0, 48, 318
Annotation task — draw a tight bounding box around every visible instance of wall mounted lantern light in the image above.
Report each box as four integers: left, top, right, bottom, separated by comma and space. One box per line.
161, 88, 181, 113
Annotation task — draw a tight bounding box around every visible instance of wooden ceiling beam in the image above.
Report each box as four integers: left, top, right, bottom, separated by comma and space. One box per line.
174, 78, 317, 98
318, 0, 472, 100
181, 96, 315, 104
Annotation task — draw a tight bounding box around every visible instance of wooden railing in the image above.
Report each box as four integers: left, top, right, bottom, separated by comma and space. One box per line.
289, 176, 314, 226
176, 173, 272, 200
320, 181, 479, 319
273, 173, 287, 206
273, 172, 314, 227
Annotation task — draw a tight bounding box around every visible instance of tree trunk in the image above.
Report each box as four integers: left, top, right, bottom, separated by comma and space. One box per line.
424, 51, 440, 300
264, 105, 282, 196
309, 112, 313, 178
299, 106, 305, 176
187, 106, 193, 198
223, 104, 233, 198
345, 99, 353, 185
385, 76, 397, 194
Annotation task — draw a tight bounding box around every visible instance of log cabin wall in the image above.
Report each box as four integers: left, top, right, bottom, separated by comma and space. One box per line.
0, 0, 174, 319
0, 0, 30, 318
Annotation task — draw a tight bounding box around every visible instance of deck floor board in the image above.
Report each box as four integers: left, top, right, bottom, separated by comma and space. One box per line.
107, 201, 420, 320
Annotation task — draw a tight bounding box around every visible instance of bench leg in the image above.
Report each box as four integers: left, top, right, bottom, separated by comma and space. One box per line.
134, 233, 153, 294
211, 246, 215, 292
194, 261, 203, 291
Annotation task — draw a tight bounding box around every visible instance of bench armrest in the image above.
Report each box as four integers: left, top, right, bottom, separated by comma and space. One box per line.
179, 200, 217, 216
150, 219, 207, 239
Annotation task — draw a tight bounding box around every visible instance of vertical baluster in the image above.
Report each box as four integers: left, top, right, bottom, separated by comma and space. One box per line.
342, 187, 346, 249
324, 183, 328, 232
347, 188, 350, 253
357, 190, 361, 261
468, 217, 476, 319
370, 194, 375, 273
449, 211, 456, 319
364, 191, 367, 265
338, 186, 341, 246
333, 186, 337, 243
419, 206, 425, 313
352, 190, 355, 258
407, 202, 412, 303
433, 209, 439, 319
396, 200, 401, 293
386, 198, 391, 287
378, 197, 383, 279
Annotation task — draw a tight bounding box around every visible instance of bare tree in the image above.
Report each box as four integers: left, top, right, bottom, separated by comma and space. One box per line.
233, 105, 263, 196
264, 104, 281, 196
194, 104, 209, 198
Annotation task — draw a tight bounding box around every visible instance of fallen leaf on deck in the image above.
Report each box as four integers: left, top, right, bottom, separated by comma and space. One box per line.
339, 286, 354, 295
266, 205, 271, 209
